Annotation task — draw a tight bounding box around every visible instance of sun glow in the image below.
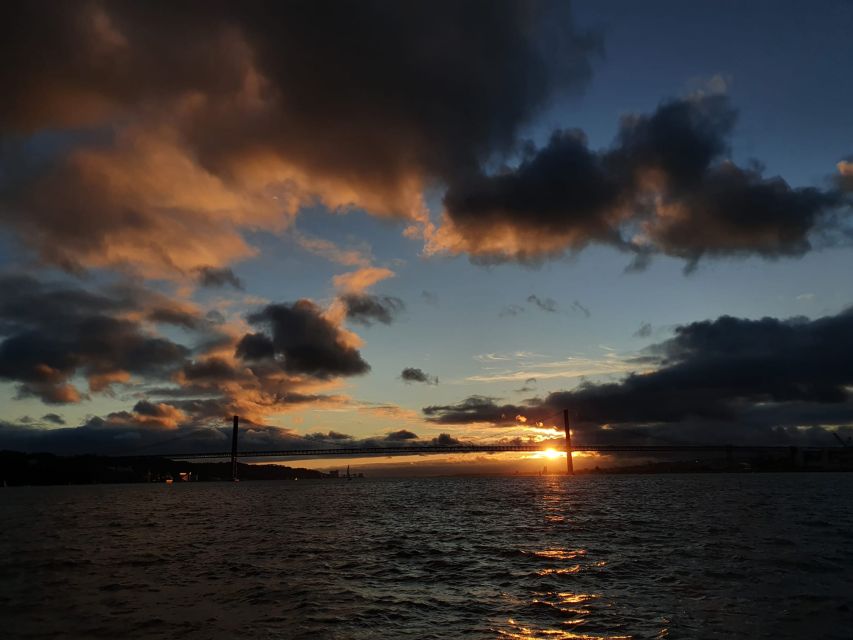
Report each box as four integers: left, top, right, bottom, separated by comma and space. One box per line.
542, 448, 562, 460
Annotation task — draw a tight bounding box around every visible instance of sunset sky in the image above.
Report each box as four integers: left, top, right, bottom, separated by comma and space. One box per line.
1, 1, 852, 472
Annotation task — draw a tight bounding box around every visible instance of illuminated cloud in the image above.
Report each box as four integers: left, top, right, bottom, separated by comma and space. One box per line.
0, 273, 372, 425
2, 4, 842, 277
0, 1, 598, 276
433, 96, 848, 267
293, 231, 372, 268
838, 159, 853, 192
332, 267, 395, 294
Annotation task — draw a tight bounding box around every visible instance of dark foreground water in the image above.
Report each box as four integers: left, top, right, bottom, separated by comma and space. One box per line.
2, 474, 852, 639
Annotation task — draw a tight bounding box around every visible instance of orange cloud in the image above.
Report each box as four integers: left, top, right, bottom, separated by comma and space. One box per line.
332, 267, 395, 294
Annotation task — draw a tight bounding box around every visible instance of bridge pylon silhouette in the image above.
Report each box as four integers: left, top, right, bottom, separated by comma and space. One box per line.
563, 409, 574, 475
146, 414, 848, 474
224, 411, 578, 476
231, 415, 239, 482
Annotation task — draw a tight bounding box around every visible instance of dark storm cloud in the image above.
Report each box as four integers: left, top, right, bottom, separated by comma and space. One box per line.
400, 368, 438, 385
195, 266, 244, 290
384, 429, 419, 442
0, 274, 192, 403
207, 0, 598, 184
181, 357, 243, 383
342, 294, 404, 326
426, 307, 853, 443
1, 3, 846, 274
442, 95, 848, 266
423, 395, 549, 426
527, 294, 559, 313
237, 300, 370, 379
305, 430, 354, 442
546, 309, 853, 424
0, 274, 363, 424
147, 306, 203, 330
234, 333, 275, 361
0, 274, 120, 331
1, 1, 597, 158
444, 129, 621, 262
0, 1, 600, 274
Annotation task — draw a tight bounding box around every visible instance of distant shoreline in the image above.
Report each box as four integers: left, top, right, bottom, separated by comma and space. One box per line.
2, 449, 851, 486
0, 450, 334, 487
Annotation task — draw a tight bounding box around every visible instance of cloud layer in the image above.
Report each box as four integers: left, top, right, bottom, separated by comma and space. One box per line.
237, 300, 370, 379
0, 273, 376, 425
0, 0, 598, 276
434, 95, 849, 267
425, 307, 853, 445
0, 274, 201, 403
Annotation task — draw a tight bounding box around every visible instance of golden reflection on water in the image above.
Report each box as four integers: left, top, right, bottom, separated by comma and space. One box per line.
531, 549, 586, 561
499, 545, 629, 640
536, 565, 582, 576
505, 483, 637, 639
497, 617, 633, 640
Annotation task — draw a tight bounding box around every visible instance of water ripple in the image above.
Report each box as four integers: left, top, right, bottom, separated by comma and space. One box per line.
1, 474, 852, 638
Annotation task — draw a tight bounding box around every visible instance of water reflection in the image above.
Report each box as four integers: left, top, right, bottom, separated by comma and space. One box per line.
531, 549, 586, 561
498, 617, 632, 640
499, 476, 631, 639
3, 476, 850, 638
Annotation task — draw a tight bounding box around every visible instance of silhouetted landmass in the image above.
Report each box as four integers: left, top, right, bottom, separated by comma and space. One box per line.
585, 450, 853, 474
0, 451, 330, 486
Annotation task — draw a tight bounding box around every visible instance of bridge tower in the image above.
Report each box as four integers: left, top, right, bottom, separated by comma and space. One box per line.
231, 415, 239, 481
563, 409, 574, 475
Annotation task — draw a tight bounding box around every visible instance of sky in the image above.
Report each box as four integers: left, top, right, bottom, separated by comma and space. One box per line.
1, 0, 852, 474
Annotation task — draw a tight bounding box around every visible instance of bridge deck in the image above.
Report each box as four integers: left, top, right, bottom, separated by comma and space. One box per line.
145, 444, 809, 460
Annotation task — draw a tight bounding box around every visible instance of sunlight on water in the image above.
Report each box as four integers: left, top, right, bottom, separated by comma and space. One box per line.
497, 618, 633, 640
530, 549, 587, 561
1, 475, 852, 638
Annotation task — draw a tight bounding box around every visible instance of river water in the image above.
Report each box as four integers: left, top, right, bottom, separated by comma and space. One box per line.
2, 474, 852, 639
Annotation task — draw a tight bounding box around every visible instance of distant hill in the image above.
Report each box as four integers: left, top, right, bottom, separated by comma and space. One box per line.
0, 451, 330, 486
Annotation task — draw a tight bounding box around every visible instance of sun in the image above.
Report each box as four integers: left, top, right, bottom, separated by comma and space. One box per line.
542, 448, 562, 460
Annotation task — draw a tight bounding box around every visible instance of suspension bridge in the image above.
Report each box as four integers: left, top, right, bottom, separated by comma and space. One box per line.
142, 414, 850, 480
